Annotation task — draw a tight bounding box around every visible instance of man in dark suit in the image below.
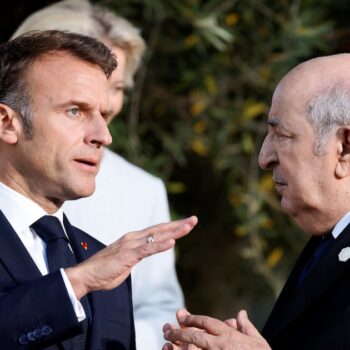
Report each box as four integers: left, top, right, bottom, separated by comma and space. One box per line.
0, 30, 197, 349
162, 54, 350, 350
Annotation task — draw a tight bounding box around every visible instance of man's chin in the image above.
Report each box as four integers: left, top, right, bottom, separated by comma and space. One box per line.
280, 198, 318, 232
280, 197, 298, 217
66, 183, 96, 201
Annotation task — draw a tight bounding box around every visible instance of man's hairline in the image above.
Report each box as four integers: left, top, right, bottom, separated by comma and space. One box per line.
13, 48, 114, 138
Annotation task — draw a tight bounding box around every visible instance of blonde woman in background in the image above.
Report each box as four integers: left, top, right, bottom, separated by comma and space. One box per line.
12, 1, 184, 349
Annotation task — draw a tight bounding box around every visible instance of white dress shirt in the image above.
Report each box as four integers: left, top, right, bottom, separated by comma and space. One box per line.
0, 182, 85, 321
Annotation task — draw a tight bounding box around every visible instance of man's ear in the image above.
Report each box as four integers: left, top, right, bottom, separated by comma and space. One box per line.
335, 127, 350, 178
0, 103, 21, 144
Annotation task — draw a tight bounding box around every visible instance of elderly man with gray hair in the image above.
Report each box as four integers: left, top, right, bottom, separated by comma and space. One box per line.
163, 54, 350, 349
13, 1, 184, 349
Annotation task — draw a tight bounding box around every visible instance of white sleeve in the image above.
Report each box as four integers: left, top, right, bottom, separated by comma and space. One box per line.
132, 180, 184, 350
60, 268, 86, 322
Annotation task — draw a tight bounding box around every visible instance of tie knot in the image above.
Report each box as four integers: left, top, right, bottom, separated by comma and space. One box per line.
30, 215, 68, 243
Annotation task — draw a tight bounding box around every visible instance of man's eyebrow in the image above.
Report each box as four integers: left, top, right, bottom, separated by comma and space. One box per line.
57, 100, 91, 109
267, 117, 280, 127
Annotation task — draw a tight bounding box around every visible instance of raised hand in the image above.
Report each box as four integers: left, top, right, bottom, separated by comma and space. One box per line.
66, 216, 198, 298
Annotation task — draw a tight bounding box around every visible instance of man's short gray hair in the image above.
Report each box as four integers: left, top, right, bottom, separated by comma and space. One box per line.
307, 87, 350, 155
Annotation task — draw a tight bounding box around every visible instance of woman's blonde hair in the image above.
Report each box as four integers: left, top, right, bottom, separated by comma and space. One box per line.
12, 0, 146, 88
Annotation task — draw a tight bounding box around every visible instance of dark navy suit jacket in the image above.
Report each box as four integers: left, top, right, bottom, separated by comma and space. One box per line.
0, 210, 136, 349
262, 223, 350, 350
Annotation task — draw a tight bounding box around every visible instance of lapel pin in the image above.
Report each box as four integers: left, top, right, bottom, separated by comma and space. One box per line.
81, 241, 88, 250
338, 247, 350, 262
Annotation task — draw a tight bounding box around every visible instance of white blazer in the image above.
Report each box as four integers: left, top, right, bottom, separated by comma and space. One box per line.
64, 148, 184, 350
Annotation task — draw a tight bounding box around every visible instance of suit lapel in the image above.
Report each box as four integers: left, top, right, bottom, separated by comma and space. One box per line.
0, 211, 96, 283
0, 210, 42, 283
63, 214, 135, 350
63, 214, 95, 263
63, 214, 103, 350
263, 225, 350, 338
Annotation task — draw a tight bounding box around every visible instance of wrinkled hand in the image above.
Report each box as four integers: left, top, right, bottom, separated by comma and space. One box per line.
163, 309, 271, 350
66, 216, 198, 298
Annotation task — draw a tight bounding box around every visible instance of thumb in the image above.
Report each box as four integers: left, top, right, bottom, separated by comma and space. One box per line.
236, 310, 261, 338
176, 308, 191, 325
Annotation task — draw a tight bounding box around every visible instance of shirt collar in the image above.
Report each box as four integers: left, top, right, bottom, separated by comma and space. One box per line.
0, 182, 64, 233
332, 211, 350, 239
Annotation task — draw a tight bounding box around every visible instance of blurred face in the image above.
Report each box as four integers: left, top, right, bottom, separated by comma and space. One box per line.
258, 78, 339, 234
106, 45, 127, 121
11, 51, 112, 211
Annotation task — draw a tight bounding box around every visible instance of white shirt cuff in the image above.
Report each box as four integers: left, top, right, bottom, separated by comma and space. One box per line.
60, 268, 86, 322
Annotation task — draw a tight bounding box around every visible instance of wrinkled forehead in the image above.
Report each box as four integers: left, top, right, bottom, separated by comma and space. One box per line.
269, 75, 311, 121
28, 51, 110, 107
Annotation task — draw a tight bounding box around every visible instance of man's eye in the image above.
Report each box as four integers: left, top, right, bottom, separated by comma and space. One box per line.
113, 86, 125, 93
67, 107, 80, 116
276, 132, 291, 140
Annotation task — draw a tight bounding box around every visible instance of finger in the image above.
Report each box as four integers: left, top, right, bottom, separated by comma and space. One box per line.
141, 216, 198, 243
164, 327, 215, 349
163, 343, 195, 350
145, 216, 197, 234
163, 323, 179, 332
162, 342, 175, 350
180, 343, 199, 350
236, 310, 261, 338
176, 308, 191, 325
177, 313, 228, 336
113, 234, 175, 266
141, 238, 176, 255
163, 322, 187, 346
110, 217, 198, 265
224, 318, 237, 329
177, 309, 209, 336
135, 217, 198, 256
109, 216, 198, 251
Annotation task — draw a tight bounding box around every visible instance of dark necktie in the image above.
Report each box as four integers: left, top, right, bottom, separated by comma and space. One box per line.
297, 234, 334, 287
31, 215, 89, 350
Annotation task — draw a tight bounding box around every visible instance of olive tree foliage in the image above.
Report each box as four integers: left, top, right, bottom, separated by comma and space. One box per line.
99, 0, 335, 322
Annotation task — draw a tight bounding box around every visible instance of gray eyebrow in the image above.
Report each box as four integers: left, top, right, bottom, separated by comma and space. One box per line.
267, 117, 279, 127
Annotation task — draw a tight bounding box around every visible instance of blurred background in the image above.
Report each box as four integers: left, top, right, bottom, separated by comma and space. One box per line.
3, 0, 350, 328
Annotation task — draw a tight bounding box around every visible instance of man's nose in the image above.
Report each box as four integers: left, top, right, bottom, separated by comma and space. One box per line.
258, 135, 277, 170
86, 116, 112, 148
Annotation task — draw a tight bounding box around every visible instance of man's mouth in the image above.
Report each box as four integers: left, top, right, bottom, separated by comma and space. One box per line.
76, 159, 97, 166
74, 157, 100, 172
274, 180, 286, 186
273, 175, 287, 193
